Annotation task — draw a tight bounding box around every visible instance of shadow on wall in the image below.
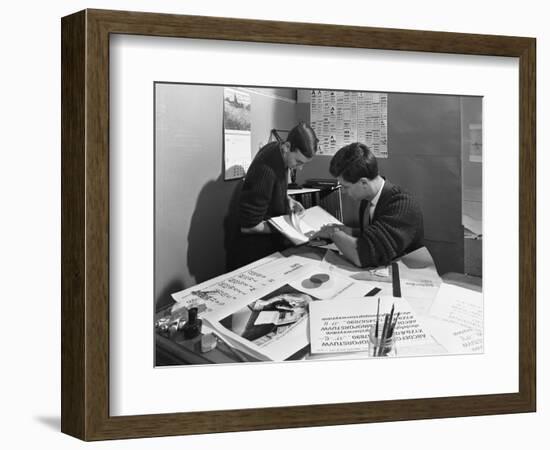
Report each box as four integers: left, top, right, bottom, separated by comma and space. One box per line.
155, 278, 185, 312
186, 169, 243, 285
223, 177, 244, 272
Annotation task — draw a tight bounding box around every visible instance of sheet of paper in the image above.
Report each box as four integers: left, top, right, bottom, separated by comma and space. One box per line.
323, 255, 393, 296
320, 247, 442, 315
322, 249, 355, 272
170, 253, 306, 314
309, 296, 436, 356
396, 247, 442, 314
399, 246, 436, 269
426, 282, 483, 354
320, 250, 394, 296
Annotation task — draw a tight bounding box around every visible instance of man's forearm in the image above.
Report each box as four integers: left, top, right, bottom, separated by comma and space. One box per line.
331, 231, 362, 266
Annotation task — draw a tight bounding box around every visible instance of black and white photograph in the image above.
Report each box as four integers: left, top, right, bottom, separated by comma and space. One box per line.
153, 83, 483, 366
2, 0, 544, 445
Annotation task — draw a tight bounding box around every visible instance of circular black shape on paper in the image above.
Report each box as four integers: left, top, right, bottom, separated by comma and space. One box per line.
310, 273, 330, 284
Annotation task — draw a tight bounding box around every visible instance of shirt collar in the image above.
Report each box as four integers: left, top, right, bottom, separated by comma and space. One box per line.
370, 178, 385, 208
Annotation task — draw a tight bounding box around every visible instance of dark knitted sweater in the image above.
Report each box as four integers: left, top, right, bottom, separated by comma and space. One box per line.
227, 142, 290, 269
356, 180, 424, 268
239, 142, 289, 228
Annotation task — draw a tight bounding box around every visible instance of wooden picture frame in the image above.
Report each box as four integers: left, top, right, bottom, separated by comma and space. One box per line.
61, 9, 536, 441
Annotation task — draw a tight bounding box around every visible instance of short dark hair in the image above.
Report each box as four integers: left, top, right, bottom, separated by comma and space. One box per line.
329, 142, 378, 182
287, 122, 319, 158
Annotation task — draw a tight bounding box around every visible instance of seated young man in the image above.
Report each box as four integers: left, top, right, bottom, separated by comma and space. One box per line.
314, 142, 424, 268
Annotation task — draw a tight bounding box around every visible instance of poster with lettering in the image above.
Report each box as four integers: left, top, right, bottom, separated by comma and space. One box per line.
309, 296, 432, 355
310, 90, 388, 157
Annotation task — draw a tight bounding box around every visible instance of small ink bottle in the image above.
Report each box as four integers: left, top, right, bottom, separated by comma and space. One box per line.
182, 307, 202, 339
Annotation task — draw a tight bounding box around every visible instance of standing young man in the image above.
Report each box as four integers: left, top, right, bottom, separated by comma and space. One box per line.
231, 122, 319, 268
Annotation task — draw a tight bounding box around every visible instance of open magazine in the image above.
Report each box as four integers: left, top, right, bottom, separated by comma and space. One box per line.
201, 262, 369, 361
268, 206, 342, 245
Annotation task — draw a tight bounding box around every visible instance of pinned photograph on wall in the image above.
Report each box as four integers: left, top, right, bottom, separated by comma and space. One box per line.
154, 82, 483, 367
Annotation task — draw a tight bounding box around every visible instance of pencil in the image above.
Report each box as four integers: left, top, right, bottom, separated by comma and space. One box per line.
388, 303, 395, 333
378, 314, 389, 356
390, 312, 401, 337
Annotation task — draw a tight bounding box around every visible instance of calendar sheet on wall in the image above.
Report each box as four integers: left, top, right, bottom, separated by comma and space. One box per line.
310, 90, 388, 158
224, 87, 252, 180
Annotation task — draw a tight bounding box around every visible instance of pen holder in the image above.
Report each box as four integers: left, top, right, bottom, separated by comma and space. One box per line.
368, 325, 397, 357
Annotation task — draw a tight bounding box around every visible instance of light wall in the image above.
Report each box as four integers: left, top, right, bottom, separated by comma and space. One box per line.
155, 84, 297, 308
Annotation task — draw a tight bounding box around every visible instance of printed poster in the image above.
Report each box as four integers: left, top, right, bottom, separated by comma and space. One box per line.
311, 90, 388, 158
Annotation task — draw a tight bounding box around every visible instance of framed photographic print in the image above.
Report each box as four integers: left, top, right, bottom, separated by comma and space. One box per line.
61, 9, 536, 440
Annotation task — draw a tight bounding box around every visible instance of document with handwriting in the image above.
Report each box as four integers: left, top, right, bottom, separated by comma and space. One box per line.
426, 282, 483, 354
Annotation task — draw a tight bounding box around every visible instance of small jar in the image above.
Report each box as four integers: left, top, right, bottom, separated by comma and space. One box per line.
368, 325, 397, 357
181, 307, 202, 339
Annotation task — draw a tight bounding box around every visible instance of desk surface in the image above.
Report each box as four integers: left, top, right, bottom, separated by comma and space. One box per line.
155, 246, 481, 365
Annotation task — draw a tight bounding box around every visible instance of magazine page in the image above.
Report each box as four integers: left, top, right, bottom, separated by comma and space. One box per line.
268, 215, 309, 245
269, 206, 343, 246
300, 206, 342, 233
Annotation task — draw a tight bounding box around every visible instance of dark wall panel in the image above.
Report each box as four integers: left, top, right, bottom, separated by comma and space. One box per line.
297, 92, 464, 274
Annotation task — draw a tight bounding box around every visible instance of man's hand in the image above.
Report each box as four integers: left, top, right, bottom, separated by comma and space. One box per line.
311, 224, 351, 240
312, 224, 339, 239
288, 196, 305, 217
